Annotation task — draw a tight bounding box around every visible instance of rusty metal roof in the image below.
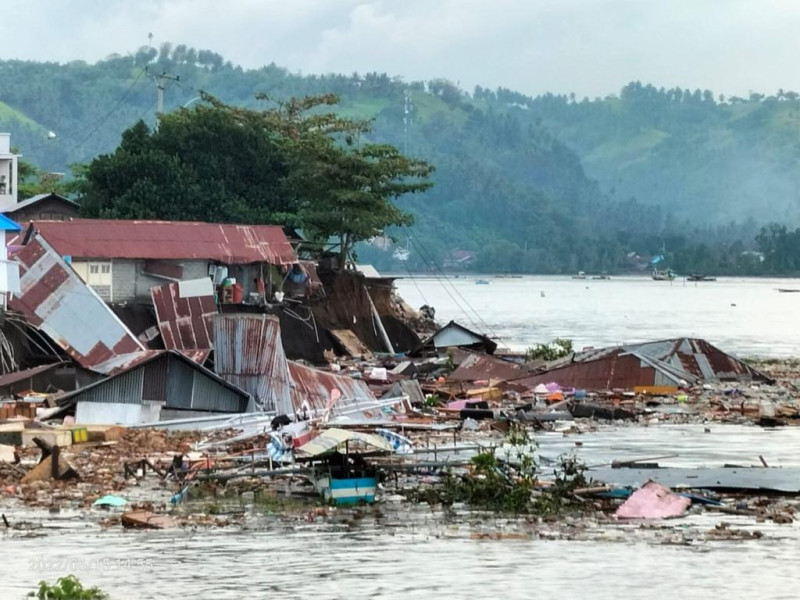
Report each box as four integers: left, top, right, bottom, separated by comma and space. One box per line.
212, 313, 293, 414
625, 338, 769, 383
449, 350, 523, 382
151, 281, 216, 353
0, 362, 67, 388
9, 234, 146, 369
513, 337, 770, 391
288, 362, 378, 418
32, 219, 297, 264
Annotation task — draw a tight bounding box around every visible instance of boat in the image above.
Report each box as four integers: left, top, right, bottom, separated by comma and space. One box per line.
777, 288, 800, 293
571, 271, 587, 280
687, 274, 717, 282
652, 267, 676, 281
592, 274, 611, 280
474, 279, 490, 285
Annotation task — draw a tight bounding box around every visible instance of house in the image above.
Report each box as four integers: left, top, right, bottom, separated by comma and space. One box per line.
5, 193, 79, 222
28, 219, 298, 303
416, 320, 497, 355
513, 337, 772, 391
58, 349, 255, 426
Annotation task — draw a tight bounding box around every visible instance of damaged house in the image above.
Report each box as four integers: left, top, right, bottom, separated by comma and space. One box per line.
27, 219, 298, 303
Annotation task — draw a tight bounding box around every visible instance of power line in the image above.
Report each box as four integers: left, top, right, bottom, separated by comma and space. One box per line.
405, 227, 501, 341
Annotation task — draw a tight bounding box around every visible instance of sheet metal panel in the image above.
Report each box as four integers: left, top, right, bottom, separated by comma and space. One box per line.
9, 234, 146, 368
288, 361, 378, 418
188, 369, 251, 413
35, 220, 297, 265
449, 351, 522, 382
212, 314, 293, 414
513, 351, 657, 391
151, 280, 216, 354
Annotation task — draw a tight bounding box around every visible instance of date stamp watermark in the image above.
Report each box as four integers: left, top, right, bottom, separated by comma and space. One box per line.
29, 557, 154, 573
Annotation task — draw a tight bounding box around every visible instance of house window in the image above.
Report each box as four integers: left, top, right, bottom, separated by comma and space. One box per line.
101, 264, 111, 274
89, 265, 99, 274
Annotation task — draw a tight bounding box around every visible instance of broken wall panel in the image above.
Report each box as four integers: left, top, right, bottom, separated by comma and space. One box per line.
9, 234, 145, 369
212, 313, 293, 414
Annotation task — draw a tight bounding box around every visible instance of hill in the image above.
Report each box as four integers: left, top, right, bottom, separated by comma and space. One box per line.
0, 47, 793, 274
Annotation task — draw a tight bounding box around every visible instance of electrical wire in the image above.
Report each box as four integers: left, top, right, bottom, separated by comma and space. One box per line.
404, 226, 502, 342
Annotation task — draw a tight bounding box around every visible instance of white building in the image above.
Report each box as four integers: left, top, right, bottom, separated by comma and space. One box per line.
0, 133, 19, 210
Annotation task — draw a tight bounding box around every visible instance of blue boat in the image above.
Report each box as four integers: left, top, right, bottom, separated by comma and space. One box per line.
316, 475, 378, 505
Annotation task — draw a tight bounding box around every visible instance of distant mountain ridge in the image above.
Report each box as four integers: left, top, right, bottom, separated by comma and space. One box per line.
0, 47, 791, 273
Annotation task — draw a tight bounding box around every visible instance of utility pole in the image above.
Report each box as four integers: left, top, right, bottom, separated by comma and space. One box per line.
147, 68, 180, 130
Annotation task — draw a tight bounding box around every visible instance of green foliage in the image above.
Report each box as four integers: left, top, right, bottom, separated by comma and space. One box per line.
525, 338, 573, 362
79, 93, 432, 260
32, 575, 108, 600
409, 425, 589, 515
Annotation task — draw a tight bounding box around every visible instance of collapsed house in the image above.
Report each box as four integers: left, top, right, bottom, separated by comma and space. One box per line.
513, 338, 772, 391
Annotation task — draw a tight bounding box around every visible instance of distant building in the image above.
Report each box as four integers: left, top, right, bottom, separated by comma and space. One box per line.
30, 219, 298, 303
443, 249, 477, 270
0, 134, 19, 210
6, 193, 79, 222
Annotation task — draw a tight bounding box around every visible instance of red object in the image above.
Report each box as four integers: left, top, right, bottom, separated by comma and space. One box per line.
32, 219, 297, 265
232, 283, 244, 303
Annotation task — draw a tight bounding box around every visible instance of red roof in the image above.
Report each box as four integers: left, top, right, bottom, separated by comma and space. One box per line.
31, 219, 297, 264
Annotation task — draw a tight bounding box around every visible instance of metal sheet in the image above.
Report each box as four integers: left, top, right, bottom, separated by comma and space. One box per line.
590, 466, 800, 494
9, 233, 146, 368
288, 362, 378, 418
449, 351, 522, 382
212, 313, 293, 414
151, 280, 216, 354
34, 220, 297, 265
296, 428, 393, 457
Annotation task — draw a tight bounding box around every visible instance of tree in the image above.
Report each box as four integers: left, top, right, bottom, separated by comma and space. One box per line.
80, 93, 433, 263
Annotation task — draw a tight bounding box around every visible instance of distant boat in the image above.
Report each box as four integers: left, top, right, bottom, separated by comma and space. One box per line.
687, 274, 717, 282
475, 279, 490, 285
592, 274, 611, 280
652, 268, 676, 281
572, 271, 587, 280
777, 288, 800, 293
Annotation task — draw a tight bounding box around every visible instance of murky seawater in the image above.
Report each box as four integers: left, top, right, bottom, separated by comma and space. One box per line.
395, 275, 800, 356
5, 424, 800, 599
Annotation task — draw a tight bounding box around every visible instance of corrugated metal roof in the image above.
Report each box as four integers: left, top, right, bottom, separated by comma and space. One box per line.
8, 194, 79, 212
33, 219, 297, 264
288, 362, 378, 418
9, 233, 146, 369
212, 313, 293, 414
449, 351, 522, 382
625, 338, 768, 383
151, 281, 216, 353
58, 350, 251, 412
516, 337, 769, 391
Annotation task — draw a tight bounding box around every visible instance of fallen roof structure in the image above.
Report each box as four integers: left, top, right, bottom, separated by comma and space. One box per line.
9, 233, 146, 369
288, 361, 382, 419
514, 337, 771, 391
416, 320, 497, 355
31, 219, 297, 265
449, 350, 523, 382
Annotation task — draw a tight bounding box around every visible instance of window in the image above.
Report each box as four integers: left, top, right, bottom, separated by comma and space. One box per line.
101, 264, 111, 274
89, 265, 99, 274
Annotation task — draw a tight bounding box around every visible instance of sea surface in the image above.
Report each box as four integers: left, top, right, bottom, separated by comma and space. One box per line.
4, 425, 800, 600
395, 275, 800, 357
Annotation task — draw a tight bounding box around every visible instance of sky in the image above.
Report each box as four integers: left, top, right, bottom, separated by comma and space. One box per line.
3, 0, 800, 98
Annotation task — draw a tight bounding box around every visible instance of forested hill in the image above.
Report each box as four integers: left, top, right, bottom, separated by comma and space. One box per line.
0, 47, 794, 273
480, 82, 800, 226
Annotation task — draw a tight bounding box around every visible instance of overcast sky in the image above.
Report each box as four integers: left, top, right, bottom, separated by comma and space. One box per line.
4, 0, 799, 98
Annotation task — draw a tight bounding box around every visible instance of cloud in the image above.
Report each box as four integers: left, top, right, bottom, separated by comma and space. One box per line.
3, 0, 800, 97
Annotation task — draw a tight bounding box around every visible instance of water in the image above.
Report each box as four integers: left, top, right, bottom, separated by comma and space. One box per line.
4, 425, 800, 599
394, 275, 800, 357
